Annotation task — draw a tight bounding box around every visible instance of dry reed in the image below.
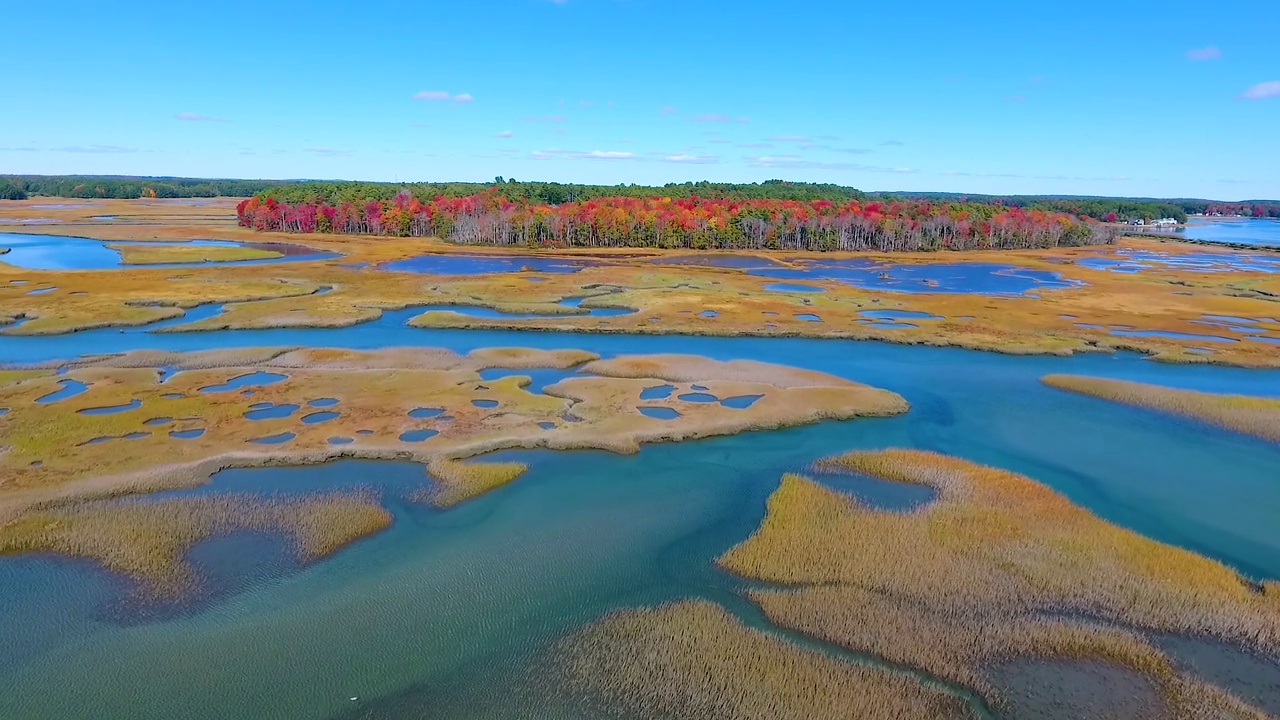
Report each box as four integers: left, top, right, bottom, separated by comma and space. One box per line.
557, 600, 977, 720
0, 492, 391, 594
720, 452, 1280, 717
421, 457, 528, 507
1043, 374, 1280, 443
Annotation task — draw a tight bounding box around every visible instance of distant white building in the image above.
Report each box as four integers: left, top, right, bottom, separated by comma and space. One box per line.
1151, 218, 1179, 227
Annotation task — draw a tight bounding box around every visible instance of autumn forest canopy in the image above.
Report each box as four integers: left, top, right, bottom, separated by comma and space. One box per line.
3, 175, 1279, 225
236, 191, 1122, 252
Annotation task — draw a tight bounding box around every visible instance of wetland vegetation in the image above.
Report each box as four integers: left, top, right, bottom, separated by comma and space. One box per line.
0, 192, 1277, 720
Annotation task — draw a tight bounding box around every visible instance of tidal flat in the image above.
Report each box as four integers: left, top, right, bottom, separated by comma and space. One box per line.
0, 198, 1278, 719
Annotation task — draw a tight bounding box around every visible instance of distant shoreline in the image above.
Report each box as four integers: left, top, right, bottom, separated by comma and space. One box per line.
1187, 216, 1278, 225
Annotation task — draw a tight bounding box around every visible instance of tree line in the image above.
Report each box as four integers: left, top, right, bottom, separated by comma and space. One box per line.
0, 175, 290, 200
263, 182, 1280, 226
7, 175, 1273, 222
259, 179, 870, 206
238, 191, 1117, 252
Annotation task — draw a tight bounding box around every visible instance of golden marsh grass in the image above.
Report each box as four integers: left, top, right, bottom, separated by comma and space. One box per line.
557, 600, 977, 720
0, 492, 391, 594
0, 348, 908, 515
422, 457, 528, 507
1043, 374, 1280, 443
0, 348, 909, 596
720, 452, 1280, 716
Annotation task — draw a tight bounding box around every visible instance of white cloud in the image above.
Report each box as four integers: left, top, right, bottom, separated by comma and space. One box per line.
880, 139, 905, 146
1240, 81, 1280, 100
414, 91, 473, 103
659, 105, 679, 115
496, 130, 514, 138
1186, 46, 1222, 61
768, 135, 811, 142
692, 114, 750, 123
305, 147, 352, 157
175, 112, 228, 122
531, 148, 635, 161
584, 150, 632, 159
661, 154, 720, 164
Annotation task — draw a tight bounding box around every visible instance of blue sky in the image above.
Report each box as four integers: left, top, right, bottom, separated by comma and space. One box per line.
1, 0, 1276, 199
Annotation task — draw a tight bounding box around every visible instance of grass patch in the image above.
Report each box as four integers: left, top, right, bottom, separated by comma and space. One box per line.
0, 492, 391, 595
1043, 374, 1280, 443
556, 600, 975, 720
420, 457, 527, 507
720, 451, 1280, 716
107, 243, 283, 265
0, 369, 51, 386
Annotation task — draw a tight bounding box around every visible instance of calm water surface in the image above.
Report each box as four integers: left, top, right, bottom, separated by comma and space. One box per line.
1180, 219, 1280, 247
0, 232, 337, 270
1, 309, 1279, 719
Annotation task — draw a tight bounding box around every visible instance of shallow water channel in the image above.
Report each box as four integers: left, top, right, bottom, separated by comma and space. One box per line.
1, 314, 1279, 719
0, 232, 337, 270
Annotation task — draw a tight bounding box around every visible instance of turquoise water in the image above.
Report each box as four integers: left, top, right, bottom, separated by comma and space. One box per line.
1, 313, 1280, 717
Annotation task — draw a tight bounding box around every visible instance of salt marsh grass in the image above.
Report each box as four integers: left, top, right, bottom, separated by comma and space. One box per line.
0, 492, 391, 594
558, 600, 976, 720
422, 457, 527, 507
1043, 374, 1280, 443
720, 451, 1280, 717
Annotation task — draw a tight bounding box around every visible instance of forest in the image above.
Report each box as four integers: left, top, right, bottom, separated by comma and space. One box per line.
257, 179, 870, 205
0, 175, 287, 200
237, 191, 1117, 251
4, 174, 1275, 223
259, 181, 1280, 225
